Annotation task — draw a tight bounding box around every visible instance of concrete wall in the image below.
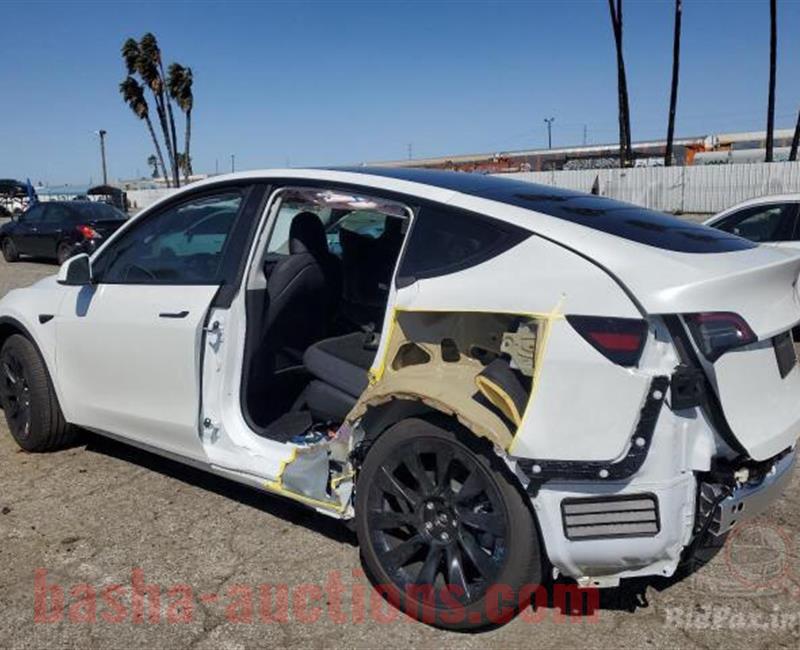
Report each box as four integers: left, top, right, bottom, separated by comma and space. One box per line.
503, 161, 800, 214
126, 188, 177, 213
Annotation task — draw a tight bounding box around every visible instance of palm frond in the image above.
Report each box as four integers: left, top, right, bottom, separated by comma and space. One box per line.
166, 63, 194, 112
121, 38, 140, 74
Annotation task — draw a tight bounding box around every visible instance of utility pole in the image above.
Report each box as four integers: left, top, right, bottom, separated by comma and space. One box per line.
97, 129, 108, 185
215, 158, 219, 175
544, 118, 555, 149
583, 124, 588, 146
766, 0, 777, 162
407, 143, 413, 160
230, 154, 235, 173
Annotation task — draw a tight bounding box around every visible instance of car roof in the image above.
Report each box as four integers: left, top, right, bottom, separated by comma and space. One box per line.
156, 167, 752, 254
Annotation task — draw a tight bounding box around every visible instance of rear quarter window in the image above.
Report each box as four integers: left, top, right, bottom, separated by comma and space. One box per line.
397, 205, 530, 284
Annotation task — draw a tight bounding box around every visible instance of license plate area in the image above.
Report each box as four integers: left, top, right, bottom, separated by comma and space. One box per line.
773, 331, 797, 379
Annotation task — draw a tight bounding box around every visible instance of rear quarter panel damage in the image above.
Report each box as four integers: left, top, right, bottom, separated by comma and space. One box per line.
351, 234, 658, 464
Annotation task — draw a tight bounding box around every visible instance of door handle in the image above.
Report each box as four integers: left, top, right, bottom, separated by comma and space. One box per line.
159, 310, 189, 319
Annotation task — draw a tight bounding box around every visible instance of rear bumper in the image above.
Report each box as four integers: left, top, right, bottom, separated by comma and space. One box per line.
72, 239, 99, 255
710, 448, 796, 537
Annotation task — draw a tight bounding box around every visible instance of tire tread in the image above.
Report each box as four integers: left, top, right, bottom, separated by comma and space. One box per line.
1, 334, 76, 451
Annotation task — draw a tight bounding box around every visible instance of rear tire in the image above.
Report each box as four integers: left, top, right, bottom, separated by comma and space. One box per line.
2, 238, 19, 262
56, 242, 73, 265
0, 334, 76, 451
355, 418, 542, 630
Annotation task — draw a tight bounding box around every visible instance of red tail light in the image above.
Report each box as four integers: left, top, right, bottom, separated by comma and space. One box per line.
77, 224, 101, 240
684, 312, 756, 362
567, 315, 648, 366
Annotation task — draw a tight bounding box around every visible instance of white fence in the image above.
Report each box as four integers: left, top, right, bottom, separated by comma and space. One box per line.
126, 188, 176, 213
504, 161, 800, 214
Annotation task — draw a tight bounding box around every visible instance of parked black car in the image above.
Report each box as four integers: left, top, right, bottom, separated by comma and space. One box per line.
0, 201, 127, 264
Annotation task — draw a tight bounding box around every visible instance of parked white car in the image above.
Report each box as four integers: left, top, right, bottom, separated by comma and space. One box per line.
704, 194, 800, 248
0, 168, 798, 628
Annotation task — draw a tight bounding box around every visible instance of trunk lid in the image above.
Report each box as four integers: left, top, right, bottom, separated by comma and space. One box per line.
607, 244, 800, 461
85, 219, 126, 239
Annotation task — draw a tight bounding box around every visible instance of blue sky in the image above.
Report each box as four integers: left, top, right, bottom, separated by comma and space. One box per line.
2, 0, 800, 185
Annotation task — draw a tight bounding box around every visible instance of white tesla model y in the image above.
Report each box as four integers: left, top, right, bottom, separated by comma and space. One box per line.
0, 168, 797, 628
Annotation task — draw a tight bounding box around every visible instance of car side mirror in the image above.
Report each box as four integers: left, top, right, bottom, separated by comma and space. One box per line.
57, 253, 92, 286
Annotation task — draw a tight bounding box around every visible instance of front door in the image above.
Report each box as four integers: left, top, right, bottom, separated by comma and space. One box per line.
55, 188, 250, 460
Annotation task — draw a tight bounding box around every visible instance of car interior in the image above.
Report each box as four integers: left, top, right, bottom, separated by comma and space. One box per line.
242, 187, 411, 441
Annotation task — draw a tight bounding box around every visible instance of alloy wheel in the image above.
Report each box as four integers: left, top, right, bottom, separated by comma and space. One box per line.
0, 349, 31, 440
366, 437, 509, 607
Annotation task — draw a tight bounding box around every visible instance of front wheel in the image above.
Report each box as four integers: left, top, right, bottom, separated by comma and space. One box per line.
2, 238, 19, 262
0, 334, 76, 451
355, 418, 542, 630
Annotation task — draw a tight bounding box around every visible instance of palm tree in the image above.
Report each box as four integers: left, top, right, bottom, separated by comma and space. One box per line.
119, 77, 169, 186
608, 0, 632, 167
766, 0, 777, 162
121, 38, 140, 75
664, 0, 682, 166
147, 154, 159, 178
123, 37, 175, 181
790, 107, 800, 161
140, 33, 180, 186
167, 63, 194, 180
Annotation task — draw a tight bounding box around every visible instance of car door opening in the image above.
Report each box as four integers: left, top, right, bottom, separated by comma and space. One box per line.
241, 187, 411, 437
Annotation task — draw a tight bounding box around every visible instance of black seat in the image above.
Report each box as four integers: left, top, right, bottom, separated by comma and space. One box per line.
264, 212, 340, 365
339, 216, 405, 328
299, 332, 377, 420
304, 332, 376, 396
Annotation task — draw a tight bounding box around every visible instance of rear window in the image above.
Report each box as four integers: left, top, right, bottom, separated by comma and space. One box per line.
528, 195, 756, 254
337, 168, 756, 254
70, 202, 127, 221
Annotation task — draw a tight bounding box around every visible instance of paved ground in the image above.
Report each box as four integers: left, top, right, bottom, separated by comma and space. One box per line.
0, 256, 799, 649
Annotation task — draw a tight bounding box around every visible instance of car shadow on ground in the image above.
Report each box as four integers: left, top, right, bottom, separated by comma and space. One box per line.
81, 431, 358, 547
80, 430, 723, 628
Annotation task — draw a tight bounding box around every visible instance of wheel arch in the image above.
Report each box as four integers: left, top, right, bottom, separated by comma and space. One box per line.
0, 316, 33, 351
353, 401, 535, 514
355, 397, 512, 451
0, 316, 67, 418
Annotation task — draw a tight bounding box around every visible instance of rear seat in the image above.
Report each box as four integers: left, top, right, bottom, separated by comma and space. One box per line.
301, 332, 377, 420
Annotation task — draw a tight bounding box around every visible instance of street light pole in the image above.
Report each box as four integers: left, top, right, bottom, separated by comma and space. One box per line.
230, 154, 235, 173
544, 118, 555, 149
98, 129, 108, 185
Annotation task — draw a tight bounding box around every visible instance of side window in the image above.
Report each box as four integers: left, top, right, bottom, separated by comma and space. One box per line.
397, 205, 530, 282
328, 210, 392, 256
266, 204, 332, 254
715, 204, 796, 242
22, 204, 46, 222
95, 191, 243, 284
338, 210, 388, 238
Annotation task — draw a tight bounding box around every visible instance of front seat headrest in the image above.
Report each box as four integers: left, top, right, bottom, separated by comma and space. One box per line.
289, 211, 328, 256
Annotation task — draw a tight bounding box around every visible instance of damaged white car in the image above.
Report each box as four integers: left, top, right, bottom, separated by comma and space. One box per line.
0, 168, 798, 628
